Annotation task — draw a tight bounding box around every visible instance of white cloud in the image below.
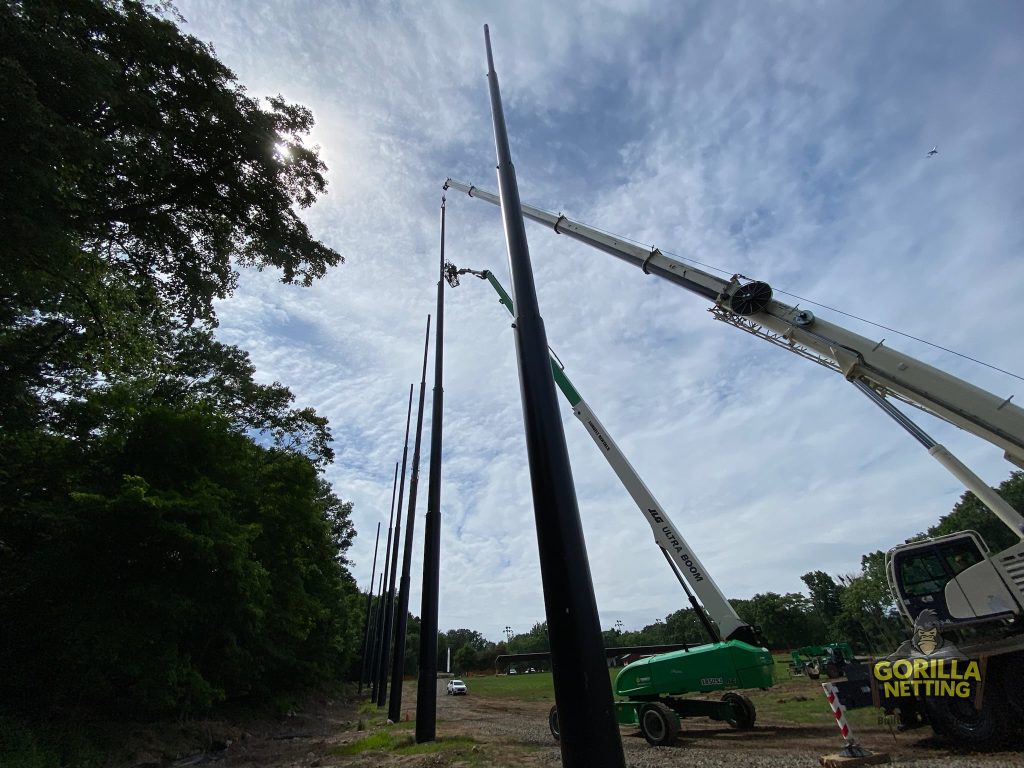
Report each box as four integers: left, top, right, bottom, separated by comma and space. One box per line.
180, 1, 1024, 640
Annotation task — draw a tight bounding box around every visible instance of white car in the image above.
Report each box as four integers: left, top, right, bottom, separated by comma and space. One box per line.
446, 679, 468, 695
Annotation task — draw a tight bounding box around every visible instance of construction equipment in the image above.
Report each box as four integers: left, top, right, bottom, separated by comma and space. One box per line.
444, 179, 1024, 747
447, 264, 773, 743
790, 642, 854, 679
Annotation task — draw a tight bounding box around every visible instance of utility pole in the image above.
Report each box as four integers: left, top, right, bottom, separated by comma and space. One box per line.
477, 25, 626, 768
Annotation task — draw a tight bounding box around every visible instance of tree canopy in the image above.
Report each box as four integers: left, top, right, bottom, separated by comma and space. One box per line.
1, 0, 356, 731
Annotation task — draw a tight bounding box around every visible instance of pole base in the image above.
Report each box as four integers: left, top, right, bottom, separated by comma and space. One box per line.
819, 749, 891, 767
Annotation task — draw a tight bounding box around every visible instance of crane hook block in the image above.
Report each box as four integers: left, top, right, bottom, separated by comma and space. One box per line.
728, 281, 773, 316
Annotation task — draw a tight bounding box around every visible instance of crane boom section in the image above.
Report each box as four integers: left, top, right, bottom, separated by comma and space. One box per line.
468, 268, 748, 640
444, 179, 1024, 469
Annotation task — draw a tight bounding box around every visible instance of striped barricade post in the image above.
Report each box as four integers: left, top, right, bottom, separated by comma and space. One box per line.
822, 681, 868, 758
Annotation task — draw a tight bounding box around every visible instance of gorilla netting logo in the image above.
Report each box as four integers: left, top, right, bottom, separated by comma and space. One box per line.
872, 610, 980, 699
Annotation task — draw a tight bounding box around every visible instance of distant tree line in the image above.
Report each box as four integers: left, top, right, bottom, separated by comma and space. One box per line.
1, 0, 358, 732
434, 473, 1024, 674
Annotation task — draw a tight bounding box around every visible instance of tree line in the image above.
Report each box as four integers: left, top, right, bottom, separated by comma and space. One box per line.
1, 0, 360, 733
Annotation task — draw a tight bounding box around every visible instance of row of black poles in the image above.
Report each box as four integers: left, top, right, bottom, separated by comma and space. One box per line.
368, 570, 384, 700
371, 463, 398, 701
376, 387, 413, 707
389, 316, 432, 722
357, 521, 381, 696
415, 197, 446, 742
482, 25, 626, 767
357, 312, 434, 718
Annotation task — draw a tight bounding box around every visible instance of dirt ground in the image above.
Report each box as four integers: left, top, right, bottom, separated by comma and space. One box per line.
152, 680, 1024, 768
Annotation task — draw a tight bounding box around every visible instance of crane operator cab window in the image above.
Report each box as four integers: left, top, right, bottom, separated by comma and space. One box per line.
892, 534, 988, 623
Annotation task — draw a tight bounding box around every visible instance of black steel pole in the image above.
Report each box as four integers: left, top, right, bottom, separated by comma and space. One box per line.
415, 201, 446, 742
358, 521, 382, 695
376, 386, 414, 708
367, 571, 384, 700
389, 316, 431, 722
373, 462, 399, 704
481, 26, 626, 768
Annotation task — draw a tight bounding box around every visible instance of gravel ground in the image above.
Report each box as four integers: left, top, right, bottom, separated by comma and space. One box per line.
199, 679, 1024, 768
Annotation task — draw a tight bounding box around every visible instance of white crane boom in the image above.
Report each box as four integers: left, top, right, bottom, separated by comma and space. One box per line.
443, 178, 1024, 471
444, 178, 1024, 539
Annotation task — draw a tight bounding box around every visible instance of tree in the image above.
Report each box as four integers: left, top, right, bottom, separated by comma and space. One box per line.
801, 570, 844, 642
926, 472, 1023, 554
453, 645, 476, 675
0, 406, 358, 716
445, 628, 488, 653
832, 552, 902, 655
1, 0, 343, 429
731, 592, 816, 649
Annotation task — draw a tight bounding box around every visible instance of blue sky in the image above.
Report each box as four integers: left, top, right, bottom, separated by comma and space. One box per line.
173, 1, 1024, 640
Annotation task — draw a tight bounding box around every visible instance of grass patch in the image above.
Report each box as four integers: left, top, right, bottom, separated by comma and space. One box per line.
332, 731, 479, 760
0, 715, 110, 768
462, 672, 555, 701
332, 730, 414, 755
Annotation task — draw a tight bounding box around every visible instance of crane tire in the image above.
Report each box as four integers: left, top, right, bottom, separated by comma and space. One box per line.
924, 686, 1008, 747
639, 702, 680, 746
548, 705, 560, 743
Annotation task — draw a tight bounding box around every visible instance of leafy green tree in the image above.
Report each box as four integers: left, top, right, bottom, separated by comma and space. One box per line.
664, 607, 713, 644
453, 645, 476, 675
830, 552, 902, 654
1, 0, 342, 429
445, 628, 488, 653
731, 592, 815, 649
926, 472, 1023, 553
0, 406, 357, 716
801, 570, 844, 641
508, 622, 549, 654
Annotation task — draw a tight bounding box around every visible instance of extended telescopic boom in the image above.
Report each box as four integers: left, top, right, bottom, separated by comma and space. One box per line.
442, 179, 1024, 468
443, 179, 1024, 538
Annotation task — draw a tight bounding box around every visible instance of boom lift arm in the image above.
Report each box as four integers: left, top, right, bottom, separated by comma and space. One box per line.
443, 179, 1024, 539
448, 264, 757, 644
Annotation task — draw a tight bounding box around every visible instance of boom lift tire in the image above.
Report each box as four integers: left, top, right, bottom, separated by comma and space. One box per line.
639, 702, 680, 746
548, 705, 560, 742
722, 692, 756, 729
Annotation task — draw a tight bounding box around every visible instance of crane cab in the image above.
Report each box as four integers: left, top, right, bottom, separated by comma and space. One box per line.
886, 531, 1024, 628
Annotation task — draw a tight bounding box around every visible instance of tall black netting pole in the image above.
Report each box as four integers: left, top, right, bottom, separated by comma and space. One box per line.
415, 200, 446, 742
479, 25, 626, 768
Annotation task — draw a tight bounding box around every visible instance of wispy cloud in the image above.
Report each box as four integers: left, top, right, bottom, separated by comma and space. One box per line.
181, 0, 1024, 638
